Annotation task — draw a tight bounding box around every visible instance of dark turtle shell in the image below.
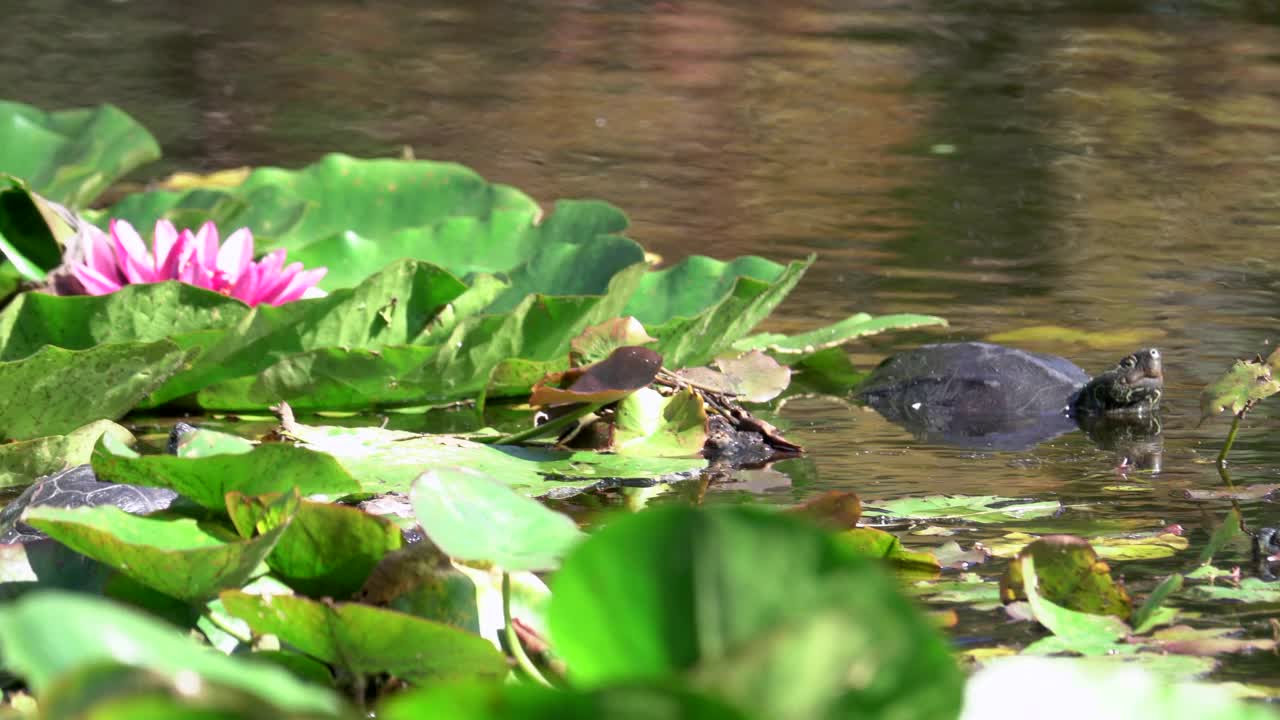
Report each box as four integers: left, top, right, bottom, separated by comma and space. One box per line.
856, 343, 1163, 450
0, 464, 179, 544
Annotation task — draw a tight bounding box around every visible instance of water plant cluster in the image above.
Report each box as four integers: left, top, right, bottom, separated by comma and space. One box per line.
0, 99, 1275, 719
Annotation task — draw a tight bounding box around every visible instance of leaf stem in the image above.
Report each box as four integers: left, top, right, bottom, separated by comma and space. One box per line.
503, 572, 551, 687
483, 402, 604, 445
1217, 411, 1245, 470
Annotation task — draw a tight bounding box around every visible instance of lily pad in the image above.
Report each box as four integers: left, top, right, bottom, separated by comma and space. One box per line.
410, 467, 585, 572
1019, 555, 1131, 656
612, 387, 708, 457
1199, 348, 1280, 422
1000, 536, 1131, 618
839, 527, 941, 576
379, 682, 749, 720
1186, 578, 1280, 604
0, 100, 160, 208
733, 312, 948, 357
549, 505, 964, 720
626, 255, 813, 368
570, 316, 657, 365
91, 440, 362, 510
0, 594, 345, 715
227, 493, 402, 599
283, 419, 705, 497
220, 590, 508, 684
861, 495, 1061, 523
0, 420, 133, 488
24, 501, 293, 603
0, 340, 187, 440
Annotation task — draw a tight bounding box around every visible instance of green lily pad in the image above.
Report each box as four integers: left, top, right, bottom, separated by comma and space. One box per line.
861, 495, 1061, 523
1143, 625, 1278, 656
0, 177, 65, 278
227, 493, 402, 599
0, 100, 160, 208
26, 497, 294, 602
410, 467, 584, 572
0, 420, 132, 488
1019, 555, 1132, 656
1199, 348, 1280, 423
171, 426, 255, 458
733, 312, 948, 357
361, 542, 481, 633
612, 387, 708, 457
626, 255, 813, 368
570, 316, 658, 365
907, 573, 1002, 610
549, 505, 963, 720
379, 681, 749, 720
284, 419, 705, 497
1186, 578, 1280, 604
840, 527, 941, 576
0, 340, 188, 440
987, 531, 1189, 562
92, 440, 362, 510
1000, 536, 1131, 618
219, 590, 508, 684
0, 591, 342, 715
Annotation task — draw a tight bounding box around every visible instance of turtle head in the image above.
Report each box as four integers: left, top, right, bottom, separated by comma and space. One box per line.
1076, 348, 1163, 415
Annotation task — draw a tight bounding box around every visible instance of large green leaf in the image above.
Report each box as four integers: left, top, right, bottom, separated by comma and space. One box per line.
379, 681, 748, 720
549, 505, 964, 720
227, 493, 402, 599
732, 312, 949, 358
0, 340, 187, 440
0, 591, 344, 715
625, 256, 814, 368
92, 441, 362, 510
410, 468, 585, 572
198, 266, 646, 410
220, 590, 508, 684
284, 420, 705, 497
0, 100, 160, 208
26, 502, 292, 603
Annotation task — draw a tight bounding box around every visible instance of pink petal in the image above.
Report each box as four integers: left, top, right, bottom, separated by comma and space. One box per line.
193, 222, 220, 268
177, 244, 212, 289
156, 231, 188, 280
111, 219, 156, 283
152, 220, 179, 274
83, 226, 120, 279
71, 263, 123, 295
229, 263, 261, 305
216, 228, 255, 283
269, 267, 327, 305
255, 258, 301, 301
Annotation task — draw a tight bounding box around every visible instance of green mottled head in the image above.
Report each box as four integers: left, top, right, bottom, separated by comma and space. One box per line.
1075, 348, 1163, 416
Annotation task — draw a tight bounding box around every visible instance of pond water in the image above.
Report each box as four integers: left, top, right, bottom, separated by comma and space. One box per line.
9, 0, 1280, 685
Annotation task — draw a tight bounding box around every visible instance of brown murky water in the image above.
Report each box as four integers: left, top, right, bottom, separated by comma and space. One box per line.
9, 0, 1280, 679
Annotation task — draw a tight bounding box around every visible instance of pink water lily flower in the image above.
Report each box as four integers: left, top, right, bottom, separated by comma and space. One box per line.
71, 219, 327, 306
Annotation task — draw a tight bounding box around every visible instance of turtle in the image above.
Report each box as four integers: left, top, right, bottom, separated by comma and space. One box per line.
855, 343, 1163, 451
0, 423, 196, 544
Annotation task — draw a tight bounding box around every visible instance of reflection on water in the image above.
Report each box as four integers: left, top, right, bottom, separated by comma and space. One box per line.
9, 0, 1280, 670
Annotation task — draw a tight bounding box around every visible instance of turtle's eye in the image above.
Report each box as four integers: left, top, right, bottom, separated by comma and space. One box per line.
1148, 349, 1160, 360
1121, 356, 1137, 369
